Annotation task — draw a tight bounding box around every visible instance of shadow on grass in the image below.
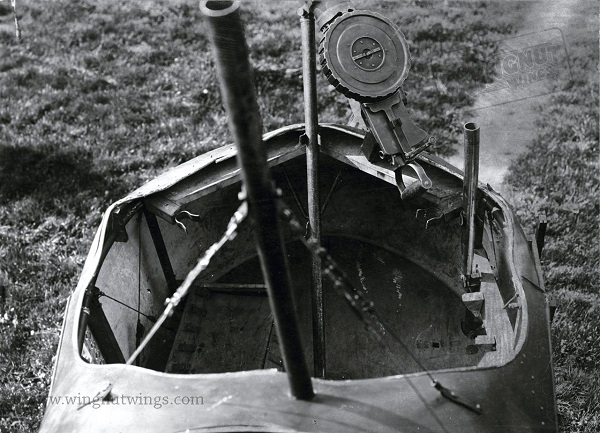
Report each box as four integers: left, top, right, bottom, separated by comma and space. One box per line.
0, 144, 125, 212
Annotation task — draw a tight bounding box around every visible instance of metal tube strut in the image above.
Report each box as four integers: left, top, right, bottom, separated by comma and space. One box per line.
462, 122, 480, 283
300, 3, 326, 379
201, 0, 314, 400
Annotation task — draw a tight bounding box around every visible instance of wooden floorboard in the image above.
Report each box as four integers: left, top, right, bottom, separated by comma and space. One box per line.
474, 253, 515, 367
167, 238, 493, 378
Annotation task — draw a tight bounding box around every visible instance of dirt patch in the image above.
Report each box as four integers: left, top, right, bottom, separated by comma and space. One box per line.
450, 0, 597, 190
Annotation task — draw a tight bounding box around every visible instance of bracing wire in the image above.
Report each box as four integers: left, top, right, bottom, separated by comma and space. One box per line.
280, 201, 481, 430
136, 213, 142, 366
97, 291, 155, 323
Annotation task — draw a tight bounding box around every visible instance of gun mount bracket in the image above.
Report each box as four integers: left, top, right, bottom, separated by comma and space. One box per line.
415, 193, 463, 229
361, 91, 433, 163
395, 162, 432, 201
463, 267, 482, 292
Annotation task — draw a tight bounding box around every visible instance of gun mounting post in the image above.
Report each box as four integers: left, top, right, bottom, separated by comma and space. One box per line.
299, 1, 326, 379
462, 122, 482, 291
201, 0, 314, 401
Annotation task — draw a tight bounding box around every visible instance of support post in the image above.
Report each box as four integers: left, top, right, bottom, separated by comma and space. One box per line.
87, 288, 126, 364
78, 288, 126, 364
78, 289, 92, 355
300, 3, 326, 379
201, 0, 314, 400
143, 208, 178, 294
463, 122, 480, 290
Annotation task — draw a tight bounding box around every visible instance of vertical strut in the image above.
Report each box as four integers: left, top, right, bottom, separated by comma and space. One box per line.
143, 208, 178, 294
300, 2, 326, 379
78, 287, 126, 364
201, 0, 314, 400
462, 122, 480, 286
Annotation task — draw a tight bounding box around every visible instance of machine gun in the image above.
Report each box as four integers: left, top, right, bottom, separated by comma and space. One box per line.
310, 0, 435, 199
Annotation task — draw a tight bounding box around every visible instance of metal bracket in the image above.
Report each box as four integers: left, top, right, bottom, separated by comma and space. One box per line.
394, 162, 432, 200
432, 381, 482, 415
299, 133, 321, 147
360, 131, 381, 163
463, 267, 482, 292
311, 1, 355, 30
361, 90, 433, 165
174, 210, 202, 233
462, 291, 484, 319
415, 193, 463, 229
110, 202, 143, 243
111, 206, 129, 243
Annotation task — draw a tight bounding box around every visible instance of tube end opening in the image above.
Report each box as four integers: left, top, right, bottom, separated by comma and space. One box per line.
200, 1, 239, 17
464, 122, 480, 132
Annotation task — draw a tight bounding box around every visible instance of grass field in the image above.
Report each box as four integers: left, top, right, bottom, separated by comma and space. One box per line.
0, 1, 597, 432
504, 23, 599, 431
